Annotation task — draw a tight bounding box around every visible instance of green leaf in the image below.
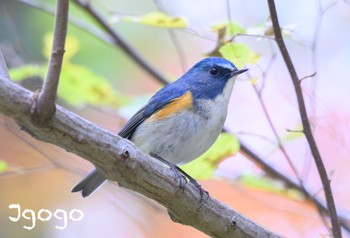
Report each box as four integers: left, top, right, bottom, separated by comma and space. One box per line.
240, 174, 282, 192
249, 77, 259, 85
44, 32, 124, 107
9, 63, 126, 107
122, 12, 187, 28
181, 133, 240, 180
9, 65, 46, 81
206, 26, 228, 57
219, 43, 260, 68
59, 63, 126, 107
0, 160, 7, 173
281, 123, 304, 143
212, 22, 246, 36
10, 33, 125, 108
207, 23, 246, 57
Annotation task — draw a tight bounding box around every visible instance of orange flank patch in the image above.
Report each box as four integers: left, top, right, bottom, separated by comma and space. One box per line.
151, 91, 193, 120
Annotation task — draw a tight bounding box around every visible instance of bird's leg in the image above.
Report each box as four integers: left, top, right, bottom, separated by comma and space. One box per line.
150, 153, 187, 190
150, 153, 209, 205
174, 166, 209, 205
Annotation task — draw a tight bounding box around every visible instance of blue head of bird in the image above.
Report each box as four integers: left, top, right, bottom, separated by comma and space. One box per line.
178, 57, 248, 101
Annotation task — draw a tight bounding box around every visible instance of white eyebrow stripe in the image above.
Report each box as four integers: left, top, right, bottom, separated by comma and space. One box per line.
219, 62, 235, 71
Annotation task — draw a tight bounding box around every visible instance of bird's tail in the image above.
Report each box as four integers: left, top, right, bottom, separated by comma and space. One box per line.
71, 169, 106, 197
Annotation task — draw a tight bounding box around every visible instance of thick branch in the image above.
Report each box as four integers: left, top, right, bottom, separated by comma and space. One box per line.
11, 2, 350, 232
0, 77, 280, 238
31, 0, 68, 126
267, 1, 342, 237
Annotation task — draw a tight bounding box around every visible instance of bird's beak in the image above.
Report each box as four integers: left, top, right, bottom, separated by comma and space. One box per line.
231, 68, 248, 77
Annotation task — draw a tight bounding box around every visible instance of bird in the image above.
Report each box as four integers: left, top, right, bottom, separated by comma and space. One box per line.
72, 57, 248, 201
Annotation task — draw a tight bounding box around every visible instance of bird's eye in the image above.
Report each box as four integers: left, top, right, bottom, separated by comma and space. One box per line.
210, 67, 219, 76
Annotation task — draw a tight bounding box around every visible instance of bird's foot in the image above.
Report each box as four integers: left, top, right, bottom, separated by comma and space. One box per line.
169, 164, 187, 191
150, 153, 209, 206
187, 176, 209, 207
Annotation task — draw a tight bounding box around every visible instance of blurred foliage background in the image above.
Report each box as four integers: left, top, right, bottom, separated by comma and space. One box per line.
1, 0, 350, 237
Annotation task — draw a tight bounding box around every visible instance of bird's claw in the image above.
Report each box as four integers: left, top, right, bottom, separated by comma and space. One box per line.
172, 165, 209, 207
188, 178, 209, 208
151, 153, 209, 206
170, 165, 187, 192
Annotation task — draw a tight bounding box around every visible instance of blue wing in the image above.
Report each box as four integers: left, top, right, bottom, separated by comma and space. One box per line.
118, 83, 188, 139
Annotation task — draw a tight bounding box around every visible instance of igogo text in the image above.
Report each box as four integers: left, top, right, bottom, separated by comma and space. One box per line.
8, 203, 84, 230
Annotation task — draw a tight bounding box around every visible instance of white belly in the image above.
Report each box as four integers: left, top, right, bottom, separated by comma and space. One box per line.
131, 77, 235, 165
131, 109, 225, 165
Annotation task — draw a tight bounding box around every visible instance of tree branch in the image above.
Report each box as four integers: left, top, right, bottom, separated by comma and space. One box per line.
267, 0, 342, 237
251, 83, 301, 181
18, 0, 115, 46
239, 141, 350, 233
14, 2, 350, 232
31, 0, 68, 127
0, 48, 10, 81
0, 75, 281, 238
72, 0, 168, 85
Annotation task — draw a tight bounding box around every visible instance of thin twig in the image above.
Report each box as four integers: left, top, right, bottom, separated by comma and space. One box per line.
72, 0, 168, 85
2, 117, 89, 178
154, 0, 187, 73
227, 0, 300, 184
239, 141, 350, 234
0, 49, 10, 81
252, 83, 301, 182
18, 0, 114, 45
166, 29, 187, 73
0, 164, 56, 179
300, 72, 317, 82
308, 0, 336, 130
236, 131, 277, 145
31, 0, 69, 126
260, 42, 277, 91
267, 0, 342, 237
234, 33, 275, 41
